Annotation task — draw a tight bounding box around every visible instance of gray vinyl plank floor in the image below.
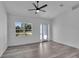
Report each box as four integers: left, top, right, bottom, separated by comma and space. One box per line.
2, 41, 79, 58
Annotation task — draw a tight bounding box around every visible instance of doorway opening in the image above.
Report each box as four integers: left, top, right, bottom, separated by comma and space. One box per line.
40, 24, 49, 42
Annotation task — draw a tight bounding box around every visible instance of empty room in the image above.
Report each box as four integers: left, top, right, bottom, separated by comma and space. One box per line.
0, 0, 79, 58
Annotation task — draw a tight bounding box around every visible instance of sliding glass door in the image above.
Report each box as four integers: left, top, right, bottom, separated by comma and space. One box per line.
40, 24, 49, 42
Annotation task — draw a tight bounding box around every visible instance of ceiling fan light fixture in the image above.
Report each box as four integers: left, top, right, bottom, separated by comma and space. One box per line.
36, 10, 40, 13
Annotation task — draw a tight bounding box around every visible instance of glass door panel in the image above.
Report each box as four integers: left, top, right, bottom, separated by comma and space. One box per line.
40, 24, 48, 42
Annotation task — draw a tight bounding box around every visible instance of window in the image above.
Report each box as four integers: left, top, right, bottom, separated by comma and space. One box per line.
15, 22, 32, 36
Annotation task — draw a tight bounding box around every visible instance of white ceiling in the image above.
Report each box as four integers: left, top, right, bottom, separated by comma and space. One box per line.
3, 1, 79, 19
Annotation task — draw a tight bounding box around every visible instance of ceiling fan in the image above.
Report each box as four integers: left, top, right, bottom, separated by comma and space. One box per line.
28, 1, 47, 14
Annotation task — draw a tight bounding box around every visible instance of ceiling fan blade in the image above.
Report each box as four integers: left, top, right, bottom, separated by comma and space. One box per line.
39, 10, 46, 12
32, 3, 37, 8
28, 9, 36, 11
39, 4, 47, 9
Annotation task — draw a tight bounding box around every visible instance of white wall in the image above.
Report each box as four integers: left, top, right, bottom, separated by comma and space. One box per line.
0, 2, 7, 57
52, 8, 79, 48
7, 14, 51, 46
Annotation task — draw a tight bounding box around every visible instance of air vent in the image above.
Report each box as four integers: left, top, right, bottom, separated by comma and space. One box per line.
59, 4, 64, 7
72, 3, 79, 10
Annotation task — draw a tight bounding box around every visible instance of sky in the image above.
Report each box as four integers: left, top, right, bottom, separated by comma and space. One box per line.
15, 22, 22, 27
